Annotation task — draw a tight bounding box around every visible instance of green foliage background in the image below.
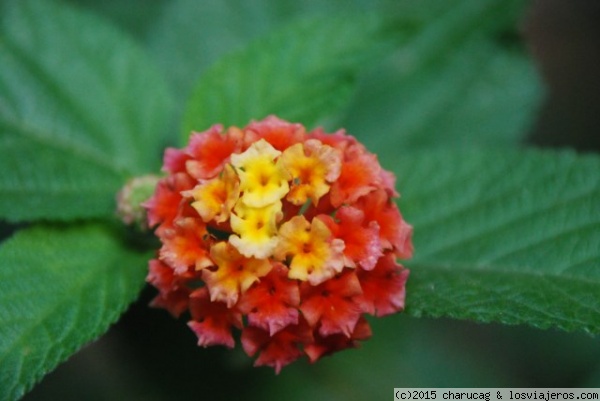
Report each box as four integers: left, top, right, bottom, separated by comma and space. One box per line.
0, 0, 598, 400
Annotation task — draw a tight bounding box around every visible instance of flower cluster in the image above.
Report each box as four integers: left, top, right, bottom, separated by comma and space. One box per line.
143, 116, 413, 372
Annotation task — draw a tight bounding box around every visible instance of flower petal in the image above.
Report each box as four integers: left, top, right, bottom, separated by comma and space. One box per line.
147, 258, 194, 317
280, 140, 341, 206
241, 317, 313, 374
275, 215, 345, 285
321, 206, 383, 270
143, 173, 194, 228
189, 164, 240, 223
186, 125, 244, 180
357, 189, 414, 259
203, 242, 273, 307
244, 115, 306, 151
355, 252, 410, 316
229, 200, 282, 259
158, 217, 212, 274
300, 270, 363, 337
304, 316, 372, 363
329, 143, 381, 207
188, 287, 243, 349
230, 139, 290, 207
237, 263, 300, 335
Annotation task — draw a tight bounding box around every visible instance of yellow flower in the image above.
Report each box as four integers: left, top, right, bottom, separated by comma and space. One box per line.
230, 139, 291, 207
280, 139, 341, 205
189, 164, 239, 223
203, 242, 273, 308
229, 200, 282, 259
274, 215, 345, 285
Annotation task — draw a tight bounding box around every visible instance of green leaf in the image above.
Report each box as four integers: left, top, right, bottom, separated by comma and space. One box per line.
394, 149, 600, 333
64, 0, 169, 40
0, 0, 173, 222
0, 224, 148, 401
149, 0, 390, 119
341, 0, 543, 150
182, 13, 400, 138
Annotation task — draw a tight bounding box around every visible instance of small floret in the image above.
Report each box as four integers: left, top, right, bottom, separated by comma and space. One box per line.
280, 140, 341, 206
275, 215, 345, 285
231, 139, 290, 208
202, 242, 273, 307
229, 201, 282, 259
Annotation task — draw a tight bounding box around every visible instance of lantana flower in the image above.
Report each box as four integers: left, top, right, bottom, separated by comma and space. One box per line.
142, 115, 413, 373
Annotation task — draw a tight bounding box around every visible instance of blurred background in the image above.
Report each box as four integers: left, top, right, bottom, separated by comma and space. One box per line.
14, 0, 600, 399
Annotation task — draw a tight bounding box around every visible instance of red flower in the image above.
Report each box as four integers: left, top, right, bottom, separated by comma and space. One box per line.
356, 252, 410, 316
188, 287, 243, 349
320, 206, 383, 270
357, 189, 414, 259
241, 317, 313, 374
158, 217, 212, 274
304, 316, 372, 363
147, 259, 194, 317
162, 147, 191, 174
143, 173, 193, 228
244, 115, 306, 151
186, 125, 244, 180
300, 270, 363, 337
237, 263, 301, 335
329, 143, 382, 207
141, 116, 412, 372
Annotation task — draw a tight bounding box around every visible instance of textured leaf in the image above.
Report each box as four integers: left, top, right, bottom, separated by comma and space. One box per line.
393, 149, 600, 333
0, 224, 148, 401
149, 0, 389, 118
182, 13, 400, 137
0, 0, 173, 222
341, 0, 543, 149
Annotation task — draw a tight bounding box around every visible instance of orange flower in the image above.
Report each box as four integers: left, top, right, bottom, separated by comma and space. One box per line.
355, 252, 410, 317
186, 125, 244, 180
320, 206, 383, 270
244, 115, 306, 151
188, 287, 243, 349
300, 270, 363, 337
330, 143, 382, 207
275, 215, 345, 285
229, 200, 282, 259
357, 189, 414, 259
147, 259, 194, 317
202, 242, 272, 307
231, 139, 291, 207
241, 317, 313, 373
237, 263, 300, 336
141, 116, 412, 373
158, 217, 212, 274
143, 172, 194, 228
280, 139, 341, 205
304, 316, 372, 363
188, 164, 239, 224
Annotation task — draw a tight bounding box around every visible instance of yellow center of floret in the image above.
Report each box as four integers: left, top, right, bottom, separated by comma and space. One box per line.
274, 215, 345, 285
189, 164, 239, 223
229, 200, 282, 259
230, 139, 290, 208
280, 140, 341, 206
203, 241, 273, 308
